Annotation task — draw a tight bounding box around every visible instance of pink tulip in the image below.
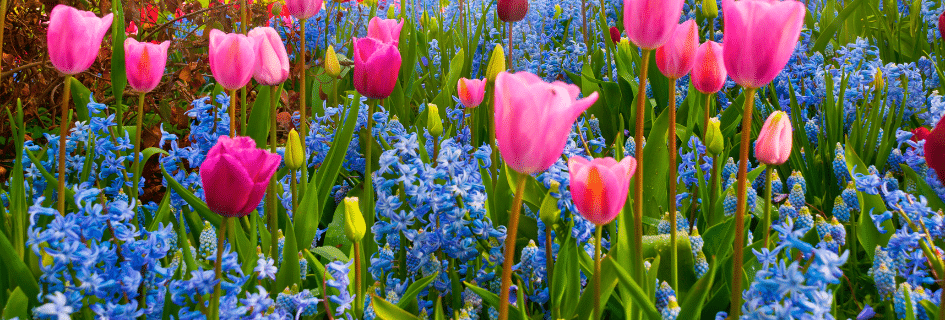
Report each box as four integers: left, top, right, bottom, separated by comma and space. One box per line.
209, 29, 257, 90
622, 0, 685, 50
692, 41, 727, 94
124, 39, 170, 93
248, 27, 290, 85
494, 71, 599, 174
754, 111, 792, 165
353, 37, 402, 100
655, 20, 699, 79
569, 156, 637, 226
457, 78, 486, 108
497, 0, 529, 22
285, 0, 323, 19
722, 0, 805, 89
367, 17, 404, 47
200, 135, 281, 218
46, 5, 113, 75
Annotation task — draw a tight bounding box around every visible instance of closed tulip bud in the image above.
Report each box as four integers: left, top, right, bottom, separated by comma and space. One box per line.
387, 6, 397, 18
692, 41, 727, 94
285, 129, 304, 170
495, 71, 599, 174
655, 20, 699, 79
343, 197, 366, 242
486, 44, 506, 82
124, 39, 170, 93
325, 45, 341, 78
705, 117, 723, 155
754, 111, 793, 165
364, 0, 379, 7
248, 27, 290, 85
703, 0, 718, 18
47, 5, 113, 75
457, 77, 487, 108
209, 29, 257, 90
940, 11, 945, 40
539, 181, 561, 227
352, 37, 402, 99
427, 104, 443, 137
609, 27, 620, 45
569, 156, 637, 226
722, 0, 805, 89
498, 0, 529, 22
200, 136, 281, 218
367, 17, 404, 47
872, 68, 885, 92
285, 0, 323, 20
553, 4, 562, 19
618, 38, 631, 53
623, 0, 685, 50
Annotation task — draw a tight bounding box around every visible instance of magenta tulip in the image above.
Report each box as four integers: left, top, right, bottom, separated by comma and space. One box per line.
754, 111, 793, 165
200, 136, 281, 218
46, 5, 113, 75
569, 156, 637, 226
124, 38, 170, 93
209, 29, 257, 90
655, 20, 699, 79
722, 0, 805, 89
457, 78, 487, 108
927, 120, 945, 183
353, 37, 402, 100
692, 41, 727, 94
285, 0, 323, 20
497, 0, 529, 22
367, 17, 405, 47
494, 71, 599, 174
248, 27, 290, 86
622, 0, 685, 50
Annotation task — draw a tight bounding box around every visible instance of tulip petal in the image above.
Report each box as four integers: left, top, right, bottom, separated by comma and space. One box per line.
201, 153, 253, 217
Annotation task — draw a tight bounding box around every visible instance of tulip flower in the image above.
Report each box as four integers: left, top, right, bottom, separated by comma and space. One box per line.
755, 111, 792, 166
367, 17, 405, 46
248, 27, 290, 86
609, 26, 620, 45
47, 5, 113, 75
200, 136, 280, 217
692, 41, 727, 94
285, 129, 304, 171
343, 196, 366, 316
325, 45, 341, 78
656, 20, 699, 80
913, 127, 931, 142
705, 117, 723, 156
569, 157, 637, 226
722, 0, 805, 89
940, 11, 945, 40
124, 39, 170, 93
622, 0, 685, 50
497, 0, 528, 22
457, 78, 487, 108
208, 29, 257, 91
926, 120, 945, 183
352, 37, 402, 100
285, 0, 323, 19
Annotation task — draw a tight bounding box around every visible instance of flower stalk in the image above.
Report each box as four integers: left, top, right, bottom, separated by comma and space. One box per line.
730, 87, 758, 319
57, 75, 73, 216
632, 49, 651, 293
498, 173, 527, 320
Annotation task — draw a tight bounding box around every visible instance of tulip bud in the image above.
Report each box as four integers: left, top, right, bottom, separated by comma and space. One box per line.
939, 10, 945, 40
553, 4, 562, 20
343, 197, 366, 242
285, 129, 304, 170
427, 104, 443, 138
325, 45, 341, 78
705, 117, 723, 155
702, 0, 718, 19
539, 181, 561, 227
754, 111, 793, 165
271, 2, 282, 17
618, 38, 631, 53
387, 6, 397, 18
609, 27, 620, 45
871, 68, 885, 92
486, 45, 506, 82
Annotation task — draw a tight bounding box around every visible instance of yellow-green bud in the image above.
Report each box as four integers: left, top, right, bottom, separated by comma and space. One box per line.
325, 45, 341, 78
539, 181, 561, 227
553, 5, 562, 20
387, 6, 397, 18
427, 104, 443, 137
705, 117, 723, 155
271, 2, 282, 17
702, 0, 718, 19
285, 128, 304, 170
618, 38, 631, 53
486, 44, 506, 82
872, 68, 885, 92
343, 197, 366, 242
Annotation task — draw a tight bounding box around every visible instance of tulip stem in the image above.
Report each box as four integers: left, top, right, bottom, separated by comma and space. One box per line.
230, 89, 237, 137
290, 169, 298, 214
57, 75, 73, 216
545, 227, 556, 320
763, 165, 773, 250
730, 87, 758, 319
703, 94, 712, 140
130, 92, 146, 207
707, 154, 719, 227
667, 78, 678, 291
498, 173, 528, 320
209, 216, 229, 320
268, 85, 280, 258
507, 22, 513, 71
593, 226, 603, 320
354, 241, 363, 316
299, 17, 309, 156
631, 50, 650, 315
581, 0, 589, 52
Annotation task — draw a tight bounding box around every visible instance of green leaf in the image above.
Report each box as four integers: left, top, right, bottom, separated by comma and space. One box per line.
147, 191, 172, 232
902, 165, 945, 212
311, 246, 349, 262
553, 236, 582, 318
160, 165, 222, 227
397, 272, 439, 309
314, 95, 361, 217
677, 256, 718, 319
246, 86, 272, 148
812, 0, 866, 53
843, 144, 893, 258
0, 232, 38, 305
463, 282, 525, 320
372, 294, 420, 320
23, 149, 76, 211
640, 106, 671, 221
275, 218, 301, 293
70, 78, 94, 122
2, 287, 28, 319
603, 257, 662, 320
110, 0, 126, 115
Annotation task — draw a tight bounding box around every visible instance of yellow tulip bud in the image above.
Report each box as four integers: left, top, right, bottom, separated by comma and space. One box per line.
539, 181, 561, 227
285, 129, 304, 170
705, 117, 723, 155
343, 197, 366, 242
486, 44, 506, 82
702, 0, 718, 19
553, 5, 562, 20
427, 104, 443, 138
325, 45, 341, 78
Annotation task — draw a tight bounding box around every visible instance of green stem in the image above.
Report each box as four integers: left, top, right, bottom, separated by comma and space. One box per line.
208, 216, 229, 320
131, 92, 146, 205
290, 169, 298, 214
498, 174, 528, 320
667, 78, 678, 291
268, 85, 280, 258
594, 226, 603, 320
763, 165, 773, 250
58, 75, 73, 216
229, 89, 237, 137
299, 18, 309, 196
545, 228, 556, 320
632, 51, 651, 317
354, 241, 363, 316
707, 155, 719, 227
703, 93, 712, 139
729, 87, 758, 319
507, 22, 513, 71
240, 87, 247, 135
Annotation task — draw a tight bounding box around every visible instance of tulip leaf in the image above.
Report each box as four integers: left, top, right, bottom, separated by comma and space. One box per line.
843, 145, 894, 258
247, 85, 272, 148
311, 246, 348, 262
110, 0, 127, 118
0, 231, 38, 306
314, 94, 360, 215
146, 191, 172, 232
678, 256, 718, 320
275, 218, 301, 294
603, 257, 662, 320
2, 287, 28, 320
397, 272, 438, 309
639, 105, 671, 222
372, 294, 420, 320
160, 165, 222, 227
553, 235, 582, 318
812, 0, 865, 55
462, 281, 525, 320
69, 79, 93, 122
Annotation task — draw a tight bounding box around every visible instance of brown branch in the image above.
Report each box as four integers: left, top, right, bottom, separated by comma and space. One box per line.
1, 61, 46, 78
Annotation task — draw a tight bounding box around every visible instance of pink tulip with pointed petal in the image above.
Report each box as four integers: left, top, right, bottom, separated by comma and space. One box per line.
457, 78, 486, 108
353, 37, 402, 100
248, 27, 290, 85
622, 0, 685, 50
285, 0, 323, 19
367, 17, 404, 47
209, 29, 257, 90
692, 41, 727, 94
722, 0, 805, 89
569, 156, 637, 226
656, 20, 699, 79
124, 38, 170, 93
754, 111, 793, 165
47, 5, 113, 75
200, 136, 282, 218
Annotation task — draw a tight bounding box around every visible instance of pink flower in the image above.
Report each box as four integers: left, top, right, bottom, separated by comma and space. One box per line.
248, 27, 290, 85
692, 41, 727, 94
209, 29, 257, 90
46, 5, 113, 75
754, 111, 793, 165
367, 17, 404, 47
497, 0, 529, 22
494, 71, 598, 174
622, 0, 685, 50
655, 20, 699, 79
722, 0, 805, 89
353, 37, 402, 99
569, 156, 637, 226
200, 136, 281, 218
285, 0, 323, 20
457, 78, 486, 108
124, 38, 170, 93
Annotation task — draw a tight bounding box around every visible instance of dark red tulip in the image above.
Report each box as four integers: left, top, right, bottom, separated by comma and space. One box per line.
913, 127, 931, 142
497, 0, 528, 22
939, 11, 945, 40
926, 121, 945, 182
609, 26, 620, 45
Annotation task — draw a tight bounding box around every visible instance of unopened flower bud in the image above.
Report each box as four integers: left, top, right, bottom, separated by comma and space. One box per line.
486, 44, 506, 82
324, 45, 341, 78
285, 129, 304, 170
702, 0, 718, 19
705, 117, 723, 155
427, 104, 443, 138
343, 197, 365, 242
540, 181, 561, 227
